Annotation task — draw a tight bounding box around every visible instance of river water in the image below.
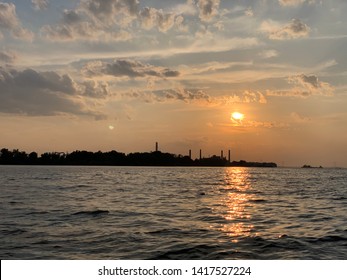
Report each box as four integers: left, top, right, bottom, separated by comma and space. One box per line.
0, 166, 346, 259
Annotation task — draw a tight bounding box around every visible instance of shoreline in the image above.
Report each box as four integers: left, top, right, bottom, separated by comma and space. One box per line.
0, 148, 277, 167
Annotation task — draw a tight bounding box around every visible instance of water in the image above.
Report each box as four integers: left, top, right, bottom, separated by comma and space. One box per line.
0, 166, 346, 259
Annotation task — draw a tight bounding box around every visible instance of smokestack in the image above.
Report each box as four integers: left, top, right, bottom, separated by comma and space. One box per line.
199, 149, 202, 160
189, 149, 192, 159
155, 142, 158, 152
228, 150, 231, 163
221, 150, 224, 159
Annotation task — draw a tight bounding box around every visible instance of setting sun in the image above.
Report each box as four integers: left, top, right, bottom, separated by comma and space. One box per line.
231, 112, 244, 121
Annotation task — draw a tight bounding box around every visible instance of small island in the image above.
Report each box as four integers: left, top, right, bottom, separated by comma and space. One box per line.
302, 165, 323, 169
0, 148, 277, 167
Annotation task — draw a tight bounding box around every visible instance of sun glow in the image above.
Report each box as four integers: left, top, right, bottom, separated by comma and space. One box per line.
231, 112, 244, 121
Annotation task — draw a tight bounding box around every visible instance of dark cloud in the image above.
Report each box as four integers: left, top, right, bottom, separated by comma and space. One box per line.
83, 59, 180, 78
123, 87, 270, 105
298, 74, 319, 88
0, 67, 107, 118
32, 0, 48, 11
197, 0, 220, 22
123, 88, 211, 104
12, 69, 76, 94
63, 9, 82, 25
139, 7, 176, 32
163, 88, 211, 102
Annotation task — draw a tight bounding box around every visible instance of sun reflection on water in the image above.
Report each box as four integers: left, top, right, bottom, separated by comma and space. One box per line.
216, 168, 256, 242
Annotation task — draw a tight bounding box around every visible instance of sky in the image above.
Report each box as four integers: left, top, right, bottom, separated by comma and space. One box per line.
1, 0, 347, 167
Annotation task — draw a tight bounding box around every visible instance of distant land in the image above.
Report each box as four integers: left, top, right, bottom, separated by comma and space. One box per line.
0, 148, 277, 167
302, 164, 323, 169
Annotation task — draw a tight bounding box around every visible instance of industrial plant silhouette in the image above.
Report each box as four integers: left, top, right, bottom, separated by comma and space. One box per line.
0, 143, 277, 167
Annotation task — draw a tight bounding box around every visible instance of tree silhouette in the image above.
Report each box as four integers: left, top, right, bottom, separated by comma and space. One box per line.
0, 147, 277, 167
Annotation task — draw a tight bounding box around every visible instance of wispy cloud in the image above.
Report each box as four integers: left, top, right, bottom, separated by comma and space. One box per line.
258, 49, 279, 59
279, 0, 316, 7
279, 0, 305, 6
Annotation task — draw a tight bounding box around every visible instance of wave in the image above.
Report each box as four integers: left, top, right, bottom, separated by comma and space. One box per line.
150, 244, 233, 260
72, 210, 109, 216
1, 228, 27, 236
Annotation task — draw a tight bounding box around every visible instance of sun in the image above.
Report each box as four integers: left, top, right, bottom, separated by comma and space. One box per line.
231, 112, 244, 121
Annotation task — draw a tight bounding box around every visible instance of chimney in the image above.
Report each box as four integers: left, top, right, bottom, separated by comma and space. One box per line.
199, 149, 202, 160
155, 142, 158, 152
228, 150, 231, 163
221, 150, 224, 159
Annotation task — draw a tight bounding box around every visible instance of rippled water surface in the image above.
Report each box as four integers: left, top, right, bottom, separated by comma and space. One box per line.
1, 166, 346, 259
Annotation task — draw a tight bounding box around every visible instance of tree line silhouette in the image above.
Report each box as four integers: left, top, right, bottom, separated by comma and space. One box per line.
0, 148, 277, 167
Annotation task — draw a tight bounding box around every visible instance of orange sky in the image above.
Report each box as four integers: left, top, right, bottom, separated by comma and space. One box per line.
1, 0, 347, 167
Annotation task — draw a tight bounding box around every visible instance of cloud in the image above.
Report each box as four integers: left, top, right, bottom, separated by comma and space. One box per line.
42, 8, 113, 41
197, 0, 220, 22
0, 67, 107, 118
219, 91, 268, 104
123, 88, 211, 104
192, 32, 260, 53
81, 80, 110, 98
32, 0, 48, 10
228, 119, 287, 129
279, 0, 305, 6
139, 7, 176, 33
122, 87, 268, 107
172, 0, 196, 16
244, 7, 254, 17
0, 50, 17, 63
42, 0, 183, 42
267, 74, 334, 97
259, 49, 279, 59
291, 112, 311, 123
279, 0, 316, 6
41, 0, 137, 41
260, 19, 310, 40
82, 59, 180, 79
288, 74, 334, 96
81, 0, 139, 27
0, 2, 34, 40
41, 8, 132, 42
